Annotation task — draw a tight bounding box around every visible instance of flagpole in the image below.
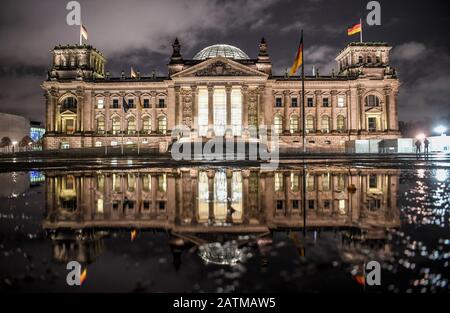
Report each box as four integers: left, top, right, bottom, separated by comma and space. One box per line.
360, 18, 363, 43
301, 29, 306, 154
79, 24, 82, 45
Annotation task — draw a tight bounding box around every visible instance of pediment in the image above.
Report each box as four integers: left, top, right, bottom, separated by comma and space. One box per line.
171, 56, 268, 78
365, 106, 383, 113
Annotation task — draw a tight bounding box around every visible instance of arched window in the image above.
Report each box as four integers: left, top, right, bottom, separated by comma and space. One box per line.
365, 95, 380, 107
96, 116, 105, 133
337, 115, 346, 132
112, 117, 121, 134
306, 116, 315, 133
127, 117, 136, 134
61, 97, 77, 111
376, 56, 381, 63
358, 55, 364, 64
289, 115, 300, 134
158, 116, 167, 135
142, 116, 151, 134
321, 115, 330, 133
273, 114, 283, 135
367, 56, 372, 64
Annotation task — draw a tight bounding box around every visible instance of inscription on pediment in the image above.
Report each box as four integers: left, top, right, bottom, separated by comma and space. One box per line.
195, 61, 249, 77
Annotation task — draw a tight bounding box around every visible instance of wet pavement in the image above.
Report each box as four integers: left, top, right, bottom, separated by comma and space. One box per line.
0, 160, 449, 293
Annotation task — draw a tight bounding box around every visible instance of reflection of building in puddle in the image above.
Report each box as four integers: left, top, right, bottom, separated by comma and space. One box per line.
0, 172, 30, 198
43, 167, 400, 264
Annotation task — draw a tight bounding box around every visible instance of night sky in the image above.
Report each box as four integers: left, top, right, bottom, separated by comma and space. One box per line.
0, 0, 449, 124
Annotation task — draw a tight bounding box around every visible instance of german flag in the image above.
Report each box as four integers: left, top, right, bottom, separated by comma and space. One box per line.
347, 22, 362, 36
289, 33, 303, 76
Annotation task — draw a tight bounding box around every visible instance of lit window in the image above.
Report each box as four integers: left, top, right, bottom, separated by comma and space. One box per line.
231, 89, 242, 136
157, 116, 167, 135
96, 198, 104, 214
337, 116, 346, 132
142, 116, 151, 134
338, 200, 346, 214
337, 96, 345, 107
142, 174, 151, 192
158, 174, 167, 192
96, 116, 105, 133
290, 115, 300, 134
321, 116, 330, 133
127, 117, 136, 134
97, 99, 104, 109
368, 117, 377, 132
322, 173, 331, 191
112, 117, 121, 134
275, 172, 284, 191
213, 88, 226, 136
306, 116, 315, 133
198, 88, 208, 136
274, 114, 283, 135
307, 174, 315, 192
290, 172, 299, 192
127, 174, 136, 192
65, 118, 75, 134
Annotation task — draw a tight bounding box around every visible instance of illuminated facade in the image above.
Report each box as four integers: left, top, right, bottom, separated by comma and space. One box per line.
42, 39, 400, 151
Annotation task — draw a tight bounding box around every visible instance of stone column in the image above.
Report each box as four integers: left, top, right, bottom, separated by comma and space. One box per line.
208, 85, 214, 137
331, 90, 337, 131
76, 91, 84, 132
207, 170, 215, 221
105, 92, 111, 133
120, 92, 126, 132
283, 90, 290, 133
258, 86, 265, 126
191, 86, 197, 135
136, 92, 142, 133
346, 90, 351, 132
151, 91, 157, 133
391, 90, 398, 131
314, 90, 320, 131
357, 87, 365, 130
174, 87, 180, 126
226, 85, 232, 128
242, 85, 248, 130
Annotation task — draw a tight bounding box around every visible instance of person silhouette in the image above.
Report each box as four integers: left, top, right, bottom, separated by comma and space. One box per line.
424, 138, 430, 156
415, 139, 422, 156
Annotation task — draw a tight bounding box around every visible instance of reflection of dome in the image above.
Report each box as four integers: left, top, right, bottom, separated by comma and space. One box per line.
198, 241, 243, 266
193, 44, 249, 60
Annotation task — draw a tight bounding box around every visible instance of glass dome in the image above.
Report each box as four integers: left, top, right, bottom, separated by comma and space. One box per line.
193, 44, 249, 60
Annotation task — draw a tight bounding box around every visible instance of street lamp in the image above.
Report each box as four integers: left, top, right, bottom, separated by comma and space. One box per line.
434, 125, 447, 136
12, 140, 18, 154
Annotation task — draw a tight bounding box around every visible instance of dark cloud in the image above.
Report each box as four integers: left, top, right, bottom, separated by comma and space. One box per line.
0, 0, 449, 123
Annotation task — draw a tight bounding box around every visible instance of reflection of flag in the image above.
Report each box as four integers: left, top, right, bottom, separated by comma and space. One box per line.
289, 33, 303, 76
347, 22, 362, 36
122, 97, 129, 113
131, 67, 137, 78
80, 24, 88, 41
80, 268, 87, 285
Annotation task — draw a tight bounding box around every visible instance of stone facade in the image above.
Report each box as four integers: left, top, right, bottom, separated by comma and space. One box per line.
42, 39, 400, 152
